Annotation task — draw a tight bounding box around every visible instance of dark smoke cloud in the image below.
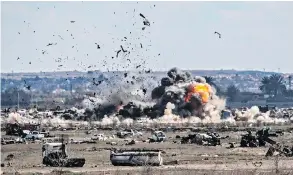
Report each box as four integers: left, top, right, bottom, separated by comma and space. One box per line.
82, 67, 222, 120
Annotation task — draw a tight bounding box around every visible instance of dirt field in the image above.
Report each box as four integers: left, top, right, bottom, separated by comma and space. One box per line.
1, 126, 293, 175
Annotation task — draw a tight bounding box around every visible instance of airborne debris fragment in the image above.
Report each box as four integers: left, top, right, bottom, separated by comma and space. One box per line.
47, 43, 57, 46
139, 13, 145, 18
116, 50, 121, 58
120, 45, 127, 53
95, 43, 101, 49
214, 31, 221, 38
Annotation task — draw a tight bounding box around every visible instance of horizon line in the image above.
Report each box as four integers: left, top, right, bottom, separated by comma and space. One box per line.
1, 68, 289, 75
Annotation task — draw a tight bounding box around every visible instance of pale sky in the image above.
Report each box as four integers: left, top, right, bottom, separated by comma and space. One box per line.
1, 1, 293, 73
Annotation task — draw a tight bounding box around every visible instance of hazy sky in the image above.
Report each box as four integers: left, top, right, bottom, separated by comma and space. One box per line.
1, 1, 293, 73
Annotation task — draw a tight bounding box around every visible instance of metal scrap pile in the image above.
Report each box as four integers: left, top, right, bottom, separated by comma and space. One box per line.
180, 132, 221, 146
266, 144, 293, 157
240, 128, 279, 147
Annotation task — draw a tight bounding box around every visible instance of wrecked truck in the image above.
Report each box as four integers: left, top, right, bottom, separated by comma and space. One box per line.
110, 148, 163, 166
42, 142, 85, 167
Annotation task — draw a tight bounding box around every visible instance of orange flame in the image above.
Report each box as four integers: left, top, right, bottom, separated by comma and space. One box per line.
185, 83, 212, 103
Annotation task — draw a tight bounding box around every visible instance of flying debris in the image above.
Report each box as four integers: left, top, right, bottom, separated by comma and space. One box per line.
140, 43, 143, 48
18, 32, 20, 34
47, 43, 57, 46
145, 69, 151, 73
58, 35, 64, 40
214, 31, 221, 38
136, 65, 141, 69
143, 20, 150, 26
17, 57, 20, 60
120, 45, 127, 53
95, 43, 101, 49
116, 50, 121, 58
93, 78, 103, 86
142, 88, 147, 95
25, 85, 31, 90
139, 13, 150, 26
58, 65, 63, 67
29, 62, 31, 64
139, 13, 146, 19
70, 21, 75, 23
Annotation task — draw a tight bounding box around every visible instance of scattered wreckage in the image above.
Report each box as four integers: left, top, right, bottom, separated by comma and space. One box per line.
266, 144, 293, 157
25, 131, 45, 140
91, 133, 108, 141
42, 136, 85, 167
240, 128, 280, 147
110, 148, 163, 166
1, 136, 26, 145
5, 123, 40, 137
1, 137, 16, 145
116, 129, 143, 138
180, 132, 223, 146
149, 131, 166, 143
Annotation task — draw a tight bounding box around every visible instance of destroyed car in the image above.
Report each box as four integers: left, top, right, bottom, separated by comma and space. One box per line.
91, 134, 107, 141
149, 131, 166, 143
116, 129, 142, 138
15, 137, 26, 144
25, 131, 45, 140
1, 137, 16, 145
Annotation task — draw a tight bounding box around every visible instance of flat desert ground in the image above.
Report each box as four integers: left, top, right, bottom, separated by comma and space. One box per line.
1, 125, 293, 175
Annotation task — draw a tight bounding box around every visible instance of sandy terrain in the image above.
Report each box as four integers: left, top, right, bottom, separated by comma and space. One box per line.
1, 126, 293, 175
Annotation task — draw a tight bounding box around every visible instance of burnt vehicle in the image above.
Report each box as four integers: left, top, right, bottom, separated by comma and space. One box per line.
240, 128, 278, 147
181, 132, 221, 146
42, 135, 85, 167
149, 131, 167, 143
5, 123, 40, 137
116, 129, 142, 138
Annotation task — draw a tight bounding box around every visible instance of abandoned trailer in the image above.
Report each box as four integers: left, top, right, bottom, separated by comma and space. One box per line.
110, 148, 163, 166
